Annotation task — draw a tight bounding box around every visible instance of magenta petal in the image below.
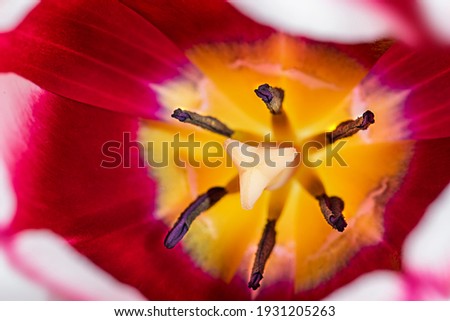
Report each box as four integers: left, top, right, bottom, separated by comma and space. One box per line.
378, 0, 423, 41
121, 0, 393, 73
366, 44, 450, 140
120, 0, 274, 49
403, 271, 450, 300
5, 83, 249, 300
0, 0, 187, 118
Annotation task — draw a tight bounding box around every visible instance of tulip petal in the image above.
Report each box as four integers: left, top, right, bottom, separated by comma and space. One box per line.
404, 184, 450, 273
0, 0, 39, 32
418, 0, 450, 42
382, 137, 450, 263
0, 246, 49, 300
324, 271, 403, 300
2, 75, 250, 300
0, 157, 15, 228
0, 0, 187, 117
120, 0, 390, 70
229, 0, 406, 43
361, 44, 450, 140
120, 0, 273, 49
4, 230, 146, 300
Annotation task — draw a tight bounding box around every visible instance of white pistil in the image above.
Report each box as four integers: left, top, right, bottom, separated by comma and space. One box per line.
224, 139, 299, 210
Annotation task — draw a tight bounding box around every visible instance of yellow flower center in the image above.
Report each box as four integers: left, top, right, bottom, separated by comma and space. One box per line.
140, 34, 413, 291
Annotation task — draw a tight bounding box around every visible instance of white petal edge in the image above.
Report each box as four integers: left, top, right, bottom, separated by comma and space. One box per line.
0, 247, 50, 300
418, 0, 450, 42
404, 183, 450, 272
4, 230, 146, 300
229, 0, 408, 43
0, 73, 40, 163
324, 271, 403, 300
0, 158, 15, 227
0, 73, 41, 224
0, 0, 39, 32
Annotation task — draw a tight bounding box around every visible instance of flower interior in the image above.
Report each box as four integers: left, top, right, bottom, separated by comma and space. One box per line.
140, 35, 413, 292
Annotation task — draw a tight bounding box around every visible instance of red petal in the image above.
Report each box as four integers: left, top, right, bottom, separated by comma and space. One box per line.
121, 0, 391, 72
0, 0, 186, 118
4, 80, 249, 299
332, 40, 394, 69
120, 0, 273, 50
363, 44, 450, 140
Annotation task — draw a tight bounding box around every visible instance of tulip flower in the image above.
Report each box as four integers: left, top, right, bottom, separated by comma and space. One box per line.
0, 0, 449, 300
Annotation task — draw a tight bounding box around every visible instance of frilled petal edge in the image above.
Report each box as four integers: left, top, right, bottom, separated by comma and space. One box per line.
365, 44, 450, 140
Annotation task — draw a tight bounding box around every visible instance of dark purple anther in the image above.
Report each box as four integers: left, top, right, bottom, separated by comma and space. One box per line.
164, 222, 189, 249
254, 83, 284, 115
358, 110, 375, 129
329, 215, 348, 232
170, 108, 234, 137
335, 217, 347, 232
171, 108, 190, 122
248, 272, 264, 290
254, 84, 273, 103
164, 187, 227, 249
317, 194, 347, 232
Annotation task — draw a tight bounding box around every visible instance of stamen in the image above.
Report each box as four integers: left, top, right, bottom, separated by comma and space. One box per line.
254, 84, 284, 115
164, 187, 227, 249
254, 84, 294, 141
326, 110, 375, 144
316, 194, 347, 232
248, 219, 276, 290
171, 108, 234, 137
